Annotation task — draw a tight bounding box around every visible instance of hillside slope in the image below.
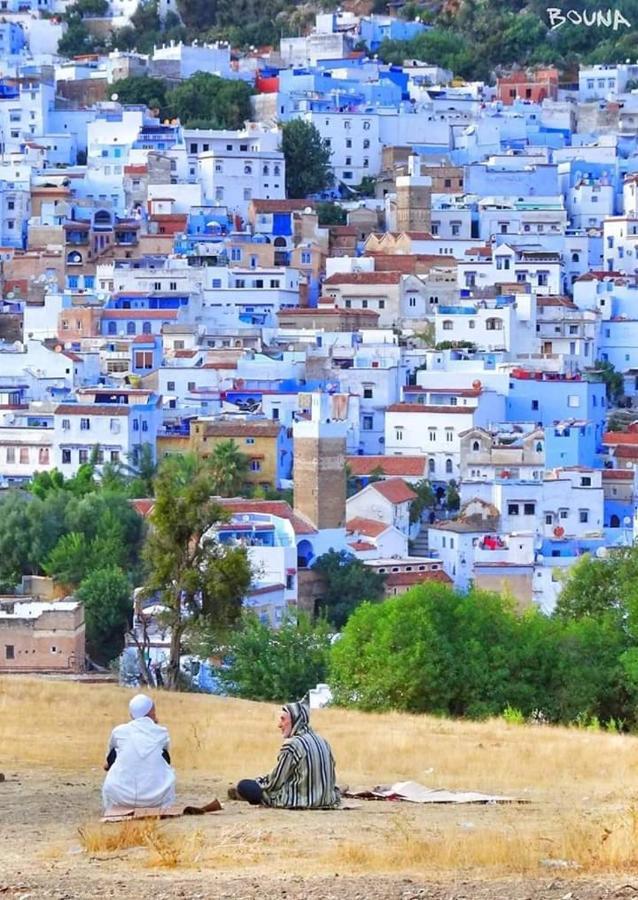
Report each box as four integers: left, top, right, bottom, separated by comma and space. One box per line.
1, 677, 638, 898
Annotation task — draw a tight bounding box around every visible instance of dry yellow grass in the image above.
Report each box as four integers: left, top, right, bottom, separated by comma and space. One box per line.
3, 676, 638, 878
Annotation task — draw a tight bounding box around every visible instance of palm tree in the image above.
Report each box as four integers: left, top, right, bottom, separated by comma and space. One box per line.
208, 439, 250, 497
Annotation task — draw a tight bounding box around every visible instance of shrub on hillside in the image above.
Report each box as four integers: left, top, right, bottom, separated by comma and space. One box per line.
330, 582, 638, 727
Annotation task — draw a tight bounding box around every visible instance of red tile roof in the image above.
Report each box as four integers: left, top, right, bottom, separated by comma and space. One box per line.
601, 469, 634, 479
608, 447, 638, 460
603, 432, 638, 444
132, 334, 156, 343
324, 271, 402, 285
55, 404, 130, 416
346, 455, 426, 477
576, 271, 625, 281
201, 361, 239, 369
130, 498, 155, 518
346, 517, 389, 538
370, 477, 417, 504
406, 387, 480, 396
218, 498, 317, 534
387, 403, 474, 414
248, 583, 285, 596
367, 253, 457, 271
251, 199, 315, 213
197, 420, 280, 437
331, 226, 357, 236
537, 296, 578, 308
348, 541, 377, 552
385, 570, 452, 587
278, 306, 379, 318
464, 246, 492, 257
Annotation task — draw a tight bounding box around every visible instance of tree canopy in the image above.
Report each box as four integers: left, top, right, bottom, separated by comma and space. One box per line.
280, 120, 333, 200
330, 580, 638, 726
219, 612, 332, 701
141, 453, 252, 688
312, 549, 386, 628
165, 73, 253, 129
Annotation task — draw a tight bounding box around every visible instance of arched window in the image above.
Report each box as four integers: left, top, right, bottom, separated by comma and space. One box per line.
571, 252, 580, 263
263, 164, 269, 176
297, 539, 314, 569
142, 321, 152, 335
472, 440, 480, 451
244, 164, 252, 175
94, 209, 112, 227
363, 139, 370, 149
127, 321, 136, 335
273, 236, 287, 248
445, 458, 453, 474
67, 250, 82, 265
610, 514, 620, 528
108, 321, 117, 335
535, 441, 543, 453
274, 164, 280, 176
442, 320, 453, 331
428, 458, 435, 474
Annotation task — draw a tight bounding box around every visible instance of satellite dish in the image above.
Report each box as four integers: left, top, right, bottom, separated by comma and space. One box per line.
624, 516, 632, 526
111, 93, 119, 101
596, 547, 609, 559
7, 292, 14, 299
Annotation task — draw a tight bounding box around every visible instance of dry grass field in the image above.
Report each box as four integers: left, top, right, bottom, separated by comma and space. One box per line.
2, 677, 638, 899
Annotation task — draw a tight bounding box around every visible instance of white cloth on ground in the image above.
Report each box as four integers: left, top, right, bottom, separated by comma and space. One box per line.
102, 716, 176, 810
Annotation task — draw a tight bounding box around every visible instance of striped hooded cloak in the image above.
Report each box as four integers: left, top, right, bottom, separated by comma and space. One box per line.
257, 702, 340, 809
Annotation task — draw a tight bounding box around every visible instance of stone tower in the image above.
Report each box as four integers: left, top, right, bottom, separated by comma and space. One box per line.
293, 393, 346, 531
396, 154, 432, 233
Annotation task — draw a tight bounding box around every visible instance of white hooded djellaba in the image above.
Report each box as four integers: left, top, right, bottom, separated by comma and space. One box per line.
102, 694, 176, 810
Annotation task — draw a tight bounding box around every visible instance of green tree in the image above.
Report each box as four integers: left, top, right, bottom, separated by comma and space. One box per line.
593, 359, 624, 404
29, 469, 66, 500
63, 0, 109, 18
165, 73, 252, 129
410, 478, 435, 524
140, 453, 252, 689
110, 75, 167, 111
209, 439, 250, 497
176, 0, 218, 29
77, 565, 132, 664
445, 479, 460, 511
280, 120, 333, 199
58, 22, 95, 58
124, 444, 158, 498
312, 549, 386, 628
330, 583, 580, 720
554, 547, 638, 622
316, 201, 346, 226
218, 612, 332, 701
353, 176, 376, 198
43, 532, 93, 586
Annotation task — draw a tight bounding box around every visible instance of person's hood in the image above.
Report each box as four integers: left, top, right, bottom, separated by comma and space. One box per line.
284, 701, 310, 737
125, 716, 169, 759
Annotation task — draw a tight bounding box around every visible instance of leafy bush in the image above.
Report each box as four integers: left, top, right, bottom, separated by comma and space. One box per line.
219, 612, 332, 701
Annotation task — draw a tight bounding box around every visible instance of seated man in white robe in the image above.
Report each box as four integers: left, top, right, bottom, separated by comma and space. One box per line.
102, 694, 176, 811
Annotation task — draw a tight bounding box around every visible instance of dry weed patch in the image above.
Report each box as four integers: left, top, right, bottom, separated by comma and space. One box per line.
330, 807, 638, 876
78, 820, 163, 854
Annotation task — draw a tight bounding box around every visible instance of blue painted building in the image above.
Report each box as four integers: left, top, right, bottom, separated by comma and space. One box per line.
544, 420, 599, 469
506, 372, 606, 446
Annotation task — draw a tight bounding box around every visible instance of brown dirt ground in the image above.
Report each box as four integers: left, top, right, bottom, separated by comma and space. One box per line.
1, 771, 636, 900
